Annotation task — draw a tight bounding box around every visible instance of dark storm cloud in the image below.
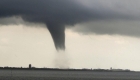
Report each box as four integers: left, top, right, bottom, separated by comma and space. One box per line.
0, 0, 94, 24
0, 0, 92, 50
71, 0, 140, 37
0, 0, 140, 50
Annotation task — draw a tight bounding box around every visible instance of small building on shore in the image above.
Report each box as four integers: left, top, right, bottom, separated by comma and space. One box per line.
29, 64, 31, 69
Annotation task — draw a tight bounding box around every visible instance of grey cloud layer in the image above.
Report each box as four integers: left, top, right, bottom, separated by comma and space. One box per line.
0, 0, 94, 25
0, 0, 135, 24
73, 20, 140, 37
72, 0, 140, 37
0, 0, 140, 50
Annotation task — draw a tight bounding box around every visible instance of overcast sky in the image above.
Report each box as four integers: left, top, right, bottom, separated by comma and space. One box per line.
1, 0, 140, 71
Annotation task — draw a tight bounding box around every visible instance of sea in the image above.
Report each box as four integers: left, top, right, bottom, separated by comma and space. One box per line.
0, 70, 140, 80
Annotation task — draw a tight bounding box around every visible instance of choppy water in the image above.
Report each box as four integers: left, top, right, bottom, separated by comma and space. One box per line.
0, 70, 140, 80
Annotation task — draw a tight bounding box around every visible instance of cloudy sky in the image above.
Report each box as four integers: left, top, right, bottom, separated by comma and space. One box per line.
1, 0, 140, 71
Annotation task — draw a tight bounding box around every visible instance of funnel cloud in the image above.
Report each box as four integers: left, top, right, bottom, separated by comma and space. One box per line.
0, 0, 140, 50
46, 23, 65, 50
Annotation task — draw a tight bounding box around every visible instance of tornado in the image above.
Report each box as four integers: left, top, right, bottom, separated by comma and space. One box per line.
46, 23, 65, 50
0, 0, 139, 51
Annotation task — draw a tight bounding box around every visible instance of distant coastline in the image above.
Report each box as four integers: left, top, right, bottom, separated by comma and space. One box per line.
0, 66, 134, 72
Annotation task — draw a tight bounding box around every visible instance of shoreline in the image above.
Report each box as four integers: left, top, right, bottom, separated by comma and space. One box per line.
0, 68, 135, 72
